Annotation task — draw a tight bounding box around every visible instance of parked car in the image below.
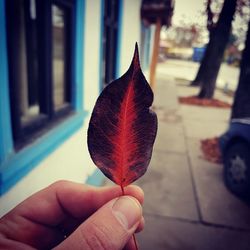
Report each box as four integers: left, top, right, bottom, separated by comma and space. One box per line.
219, 118, 250, 199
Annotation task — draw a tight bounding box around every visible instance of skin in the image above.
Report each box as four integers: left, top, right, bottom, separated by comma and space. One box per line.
0, 181, 144, 250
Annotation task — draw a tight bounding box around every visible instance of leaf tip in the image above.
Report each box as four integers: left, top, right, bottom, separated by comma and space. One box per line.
135, 42, 139, 52
133, 42, 140, 68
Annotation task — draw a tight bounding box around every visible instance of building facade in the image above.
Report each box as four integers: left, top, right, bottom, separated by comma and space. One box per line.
0, 0, 153, 216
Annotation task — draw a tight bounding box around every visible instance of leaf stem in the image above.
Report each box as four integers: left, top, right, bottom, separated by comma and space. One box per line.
133, 234, 139, 250
121, 184, 125, 195
120, 185, 138, 250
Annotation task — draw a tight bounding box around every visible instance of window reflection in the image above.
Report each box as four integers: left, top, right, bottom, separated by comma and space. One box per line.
17, 0, 40, 126
52, 5, 67, 110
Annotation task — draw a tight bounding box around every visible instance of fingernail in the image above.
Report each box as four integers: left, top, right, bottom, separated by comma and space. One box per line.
112, 196, 142, 230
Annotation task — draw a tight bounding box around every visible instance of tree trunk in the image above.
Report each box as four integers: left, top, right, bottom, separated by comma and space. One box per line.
191, 0, 237, 98
231, 21, 250, 119
190, 42, 210, 87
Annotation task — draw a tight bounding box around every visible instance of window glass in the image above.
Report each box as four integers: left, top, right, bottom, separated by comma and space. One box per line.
52, 5, 67, 110
102, 0, 119, 87
16, 0, 41, 127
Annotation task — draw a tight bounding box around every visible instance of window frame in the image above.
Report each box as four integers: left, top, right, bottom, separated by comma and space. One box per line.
0, 0, 87, 195
6, 0, 75, 149
102, 0, 120, 87
100, 0, 122, 89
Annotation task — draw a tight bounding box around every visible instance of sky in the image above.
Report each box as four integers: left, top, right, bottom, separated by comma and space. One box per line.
164, 0, 209, 44
172, 0, 206, 27
161, 0, 209, 45
166, 0, 248, 47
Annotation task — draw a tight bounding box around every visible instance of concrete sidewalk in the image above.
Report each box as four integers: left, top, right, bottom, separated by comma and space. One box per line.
135, 73, 250, 250
156, 59, 240, 92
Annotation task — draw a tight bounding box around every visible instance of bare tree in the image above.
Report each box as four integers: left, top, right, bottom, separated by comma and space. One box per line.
192, 0, 237, 99
231, 20, 250, 118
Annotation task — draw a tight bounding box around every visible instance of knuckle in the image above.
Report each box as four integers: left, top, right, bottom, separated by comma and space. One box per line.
80, 223, 114, 250
51, 180, 69, 188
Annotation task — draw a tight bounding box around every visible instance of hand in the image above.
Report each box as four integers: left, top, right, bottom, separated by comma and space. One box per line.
0, 180, 144, 250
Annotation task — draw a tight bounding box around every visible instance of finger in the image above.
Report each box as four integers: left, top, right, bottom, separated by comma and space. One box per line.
56, 183, 144, 220
123, 237, 138, 250
0, 238, 35, 250
14, 181, 144, 226
1, 181, 144, 249
56, 183, 144, 235
58, 203, 144, 243
54, 196, 142, 250
123, 218, 145, 250
57, 198, 144, 248
135, 217, 145, 233
0, 212, 65, 249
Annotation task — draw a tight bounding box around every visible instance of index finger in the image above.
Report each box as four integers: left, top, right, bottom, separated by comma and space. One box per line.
9, 180, 144, 226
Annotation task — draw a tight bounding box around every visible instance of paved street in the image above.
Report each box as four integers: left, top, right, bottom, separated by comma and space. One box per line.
134, 65, 250, 250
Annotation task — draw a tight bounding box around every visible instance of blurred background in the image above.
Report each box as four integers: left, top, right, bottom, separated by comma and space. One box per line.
1, 0, 250, 249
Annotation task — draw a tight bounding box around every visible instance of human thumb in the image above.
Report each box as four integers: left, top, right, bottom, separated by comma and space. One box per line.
54, 196, 142, 250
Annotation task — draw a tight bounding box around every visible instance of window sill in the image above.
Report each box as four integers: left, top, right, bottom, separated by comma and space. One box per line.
0, 110, 88, 195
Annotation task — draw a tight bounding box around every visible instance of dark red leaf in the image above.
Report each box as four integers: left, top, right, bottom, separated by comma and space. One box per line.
87, 43, 157, 188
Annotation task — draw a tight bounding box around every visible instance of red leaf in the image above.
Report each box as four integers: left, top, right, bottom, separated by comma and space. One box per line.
87, 43, 157, 188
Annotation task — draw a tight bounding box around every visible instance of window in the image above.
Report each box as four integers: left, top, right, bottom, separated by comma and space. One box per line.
6, 0, 74, 149
0, 0, 85, 195
101, 0, 120, 88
